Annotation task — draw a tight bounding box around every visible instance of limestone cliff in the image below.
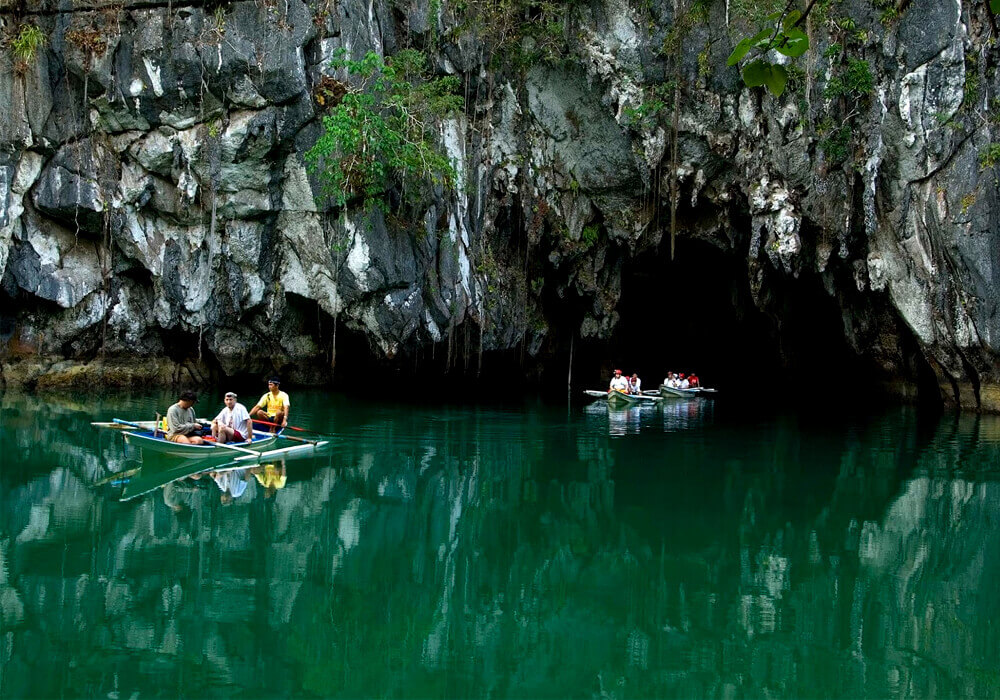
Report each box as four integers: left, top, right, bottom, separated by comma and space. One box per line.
0, 0, 998, 406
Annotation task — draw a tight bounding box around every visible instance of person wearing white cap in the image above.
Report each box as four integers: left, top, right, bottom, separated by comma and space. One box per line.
212, 391, 252, 444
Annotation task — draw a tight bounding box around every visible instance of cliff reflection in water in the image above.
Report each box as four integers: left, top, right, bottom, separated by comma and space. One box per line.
2, 392, 1000, 698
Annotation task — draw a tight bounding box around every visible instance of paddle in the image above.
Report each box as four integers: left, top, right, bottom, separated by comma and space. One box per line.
252, 418, 331, 436
253, 429, 319, 446
113, 418, 145, 429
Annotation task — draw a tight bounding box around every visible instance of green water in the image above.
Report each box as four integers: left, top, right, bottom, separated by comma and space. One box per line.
2, 390, 1000, 699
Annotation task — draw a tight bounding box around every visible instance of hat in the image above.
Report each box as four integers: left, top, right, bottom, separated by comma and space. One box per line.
267, 377, 280, 385
614, 369, 622, 374
179, 390, 198, 402
225, 392, 237, 398
679, 373, 685, 378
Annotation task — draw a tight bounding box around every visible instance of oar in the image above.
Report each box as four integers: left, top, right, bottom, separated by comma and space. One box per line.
253, 429, 320, 446
252, 418, 332, 437
113, 418, 145, 429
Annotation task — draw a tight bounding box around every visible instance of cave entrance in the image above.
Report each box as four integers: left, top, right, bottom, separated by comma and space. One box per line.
573, 236, 879, 399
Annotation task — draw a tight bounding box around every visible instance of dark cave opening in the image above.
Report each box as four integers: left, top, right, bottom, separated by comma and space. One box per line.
565, 236, 889, 402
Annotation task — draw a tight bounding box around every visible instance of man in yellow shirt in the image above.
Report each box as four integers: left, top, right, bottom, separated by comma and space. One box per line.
250, 377, 290, 432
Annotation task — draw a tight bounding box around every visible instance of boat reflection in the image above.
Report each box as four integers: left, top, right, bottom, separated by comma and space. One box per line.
661, 395, 714, 432
584, 402, 649, 435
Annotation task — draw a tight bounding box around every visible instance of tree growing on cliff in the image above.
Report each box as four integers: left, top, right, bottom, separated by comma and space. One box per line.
305, 50, 463, 212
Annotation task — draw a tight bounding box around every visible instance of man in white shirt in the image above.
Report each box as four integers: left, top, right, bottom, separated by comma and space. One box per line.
609, 369, 629, 393
212, 392, 252, 444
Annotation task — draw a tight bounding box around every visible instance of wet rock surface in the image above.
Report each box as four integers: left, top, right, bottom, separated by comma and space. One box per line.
0, 0, 997, 407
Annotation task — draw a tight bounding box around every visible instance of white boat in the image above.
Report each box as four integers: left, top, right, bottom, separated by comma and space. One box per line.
584, 390, 661, 405
659, 385, 700, 399
93, 418, 328, 462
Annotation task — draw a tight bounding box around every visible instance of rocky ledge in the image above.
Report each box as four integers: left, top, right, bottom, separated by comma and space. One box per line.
0, 0, 998, 409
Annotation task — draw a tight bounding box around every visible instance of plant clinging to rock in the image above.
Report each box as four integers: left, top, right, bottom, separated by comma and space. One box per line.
305, 49, 463, 212
9, 23, 46, 73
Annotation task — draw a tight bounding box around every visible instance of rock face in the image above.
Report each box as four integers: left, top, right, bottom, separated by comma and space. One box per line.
0, 0, 998, 406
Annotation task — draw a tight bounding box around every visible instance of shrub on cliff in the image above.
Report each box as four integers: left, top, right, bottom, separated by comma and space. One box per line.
305, 49, 463, 212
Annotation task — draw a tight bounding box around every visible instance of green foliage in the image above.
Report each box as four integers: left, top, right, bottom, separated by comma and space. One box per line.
458, 0, 583, 69
871, 0, 901, 25
823, 57, 873, 99
992, 0, 1000, 12
580, 223, 600, 249
622, 82, 674, 129
784, 63, 807, 95
961, 192, 977, 214
728, 0, 785, 26
978, 144, 1000, 170
697, 43, 712, 79
304, 50, 463, 210
823, 42, 842, 59
9, 23, 46, 68
818, 118, 851, 164
662, 0, 710, 56
964, 53, 979, 110
727, 7, 810, 96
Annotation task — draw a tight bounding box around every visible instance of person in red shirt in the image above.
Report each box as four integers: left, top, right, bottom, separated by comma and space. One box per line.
688, 374, 700, 388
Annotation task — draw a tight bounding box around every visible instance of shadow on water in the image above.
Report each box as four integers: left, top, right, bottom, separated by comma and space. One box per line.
2, 390, 1000, 698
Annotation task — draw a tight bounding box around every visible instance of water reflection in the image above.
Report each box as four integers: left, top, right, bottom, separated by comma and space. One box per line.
2, 392, 1000, 698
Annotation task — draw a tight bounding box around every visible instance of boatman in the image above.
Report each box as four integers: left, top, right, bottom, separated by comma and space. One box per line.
212, 391, 252, 444
166, 390, 206, 444
250, 377, 290, 432
609, 369, 629, 394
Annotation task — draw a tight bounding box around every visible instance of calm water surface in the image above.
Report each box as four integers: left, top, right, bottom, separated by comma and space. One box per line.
2, 390, 999, 698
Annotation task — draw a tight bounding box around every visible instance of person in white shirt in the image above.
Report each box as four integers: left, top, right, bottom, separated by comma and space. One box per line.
609, 369, 629, 393
679, 374, 690, 389
663, 372, 676, 388
212, 391, 252, 444
209, 468, 248, 505
629, 373, 642, 395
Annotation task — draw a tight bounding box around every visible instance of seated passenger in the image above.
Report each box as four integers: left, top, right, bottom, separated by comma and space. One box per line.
212, 391, 252, 444
609, 369, 629, 393
629, 373, 642, 395
166, 391, 205, 445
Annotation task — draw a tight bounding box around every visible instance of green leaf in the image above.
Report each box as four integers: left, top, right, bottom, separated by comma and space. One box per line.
775, 29, 809, 58
992, 0, 1000, 12
741, 61, 788, 96
763, 63, 788, 96
742, 59, 769, 87
766, 11, 782, 22
782, 10, 801, 30
751, 27, 774, 45
727, 37, 753, 66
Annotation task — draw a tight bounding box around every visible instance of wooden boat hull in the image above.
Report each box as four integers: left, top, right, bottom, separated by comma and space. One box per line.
584, 390, 661, 405
123, 430, 279, 458
660, 385, 700, 399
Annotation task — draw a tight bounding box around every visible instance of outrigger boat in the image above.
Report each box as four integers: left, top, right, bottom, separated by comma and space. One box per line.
92, 418, 329, 462
659, 385, 700, 399
584, 390, 662, 406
